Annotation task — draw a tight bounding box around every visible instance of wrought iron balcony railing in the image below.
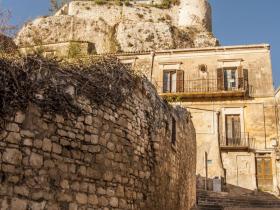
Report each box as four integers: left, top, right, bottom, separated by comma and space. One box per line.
219, 132, 254, 150
154, 78, 251, 97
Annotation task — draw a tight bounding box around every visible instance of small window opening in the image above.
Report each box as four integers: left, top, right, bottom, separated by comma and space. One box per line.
87, 42, 96, 55
171, 117, 176, 145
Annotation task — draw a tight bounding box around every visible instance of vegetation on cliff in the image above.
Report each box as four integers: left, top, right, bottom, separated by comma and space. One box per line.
50, 0, 178, 11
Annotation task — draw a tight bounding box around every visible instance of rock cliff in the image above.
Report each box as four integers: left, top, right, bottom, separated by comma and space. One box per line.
15, 0, 218, 54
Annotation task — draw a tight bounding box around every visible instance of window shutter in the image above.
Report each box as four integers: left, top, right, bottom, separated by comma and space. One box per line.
237, 66, 244, 89
163, 71, 170, 93
243, 69, 249, 92
176, 70, 184, 92
217, 68, 224, 90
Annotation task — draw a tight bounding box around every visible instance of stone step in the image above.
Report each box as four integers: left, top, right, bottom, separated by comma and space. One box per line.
197, 205, 223, 210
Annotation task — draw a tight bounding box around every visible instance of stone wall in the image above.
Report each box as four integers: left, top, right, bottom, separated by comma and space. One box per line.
0, 70, 196, 210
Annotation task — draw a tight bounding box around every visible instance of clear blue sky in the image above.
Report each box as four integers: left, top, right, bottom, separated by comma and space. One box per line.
1, 0, 280, 89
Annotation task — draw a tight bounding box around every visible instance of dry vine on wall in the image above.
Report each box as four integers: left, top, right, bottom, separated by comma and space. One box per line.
0, 55, 139, 128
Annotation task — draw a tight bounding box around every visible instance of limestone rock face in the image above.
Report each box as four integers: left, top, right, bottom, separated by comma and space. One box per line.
15, 1, 218, 54
178, 0, 212, 30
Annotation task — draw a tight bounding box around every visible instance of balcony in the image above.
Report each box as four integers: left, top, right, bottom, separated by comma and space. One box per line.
155, 78, 250, 99
219, 132, 254, 150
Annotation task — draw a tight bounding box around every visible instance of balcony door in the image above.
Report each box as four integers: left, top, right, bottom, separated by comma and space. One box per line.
225, 114, 241, 146
224, 68, 237, 90
163, 70, 184, 93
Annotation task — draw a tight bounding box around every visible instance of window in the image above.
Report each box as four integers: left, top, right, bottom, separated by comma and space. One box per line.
217, 66, 249, 91
224, 68, 237, 90
163, 70, 184, 93
171, 117, 176, 145
225, 114, 241, 146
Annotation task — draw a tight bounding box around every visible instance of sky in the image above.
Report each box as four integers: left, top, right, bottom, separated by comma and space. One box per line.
1, 0, 280, 89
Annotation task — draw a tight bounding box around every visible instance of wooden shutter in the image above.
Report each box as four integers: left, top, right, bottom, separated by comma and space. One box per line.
176, 70, 184, 92
238, 66, 244, 89
217, 68, 224, 91
243, 69, 249, 92
163, 71, 170, 93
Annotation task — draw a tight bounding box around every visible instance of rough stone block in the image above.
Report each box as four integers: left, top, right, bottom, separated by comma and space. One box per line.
23, 138, 33, 146
11, 198, 27, 210
98, 196, 109, 207
110, 197, 118, 208
15, 111, 25, 124
30, 152, 43, 168
42, 138, 52, 152
6, 123, 20, 132
14, 186, 29, 196
52, 143, 62, 154
3, 148, 22, 165
88, 194, 98, 205
20, 130, 35, 138
76, 193, 88, 204
5, 132, 21, 144
85, 115, 93, 125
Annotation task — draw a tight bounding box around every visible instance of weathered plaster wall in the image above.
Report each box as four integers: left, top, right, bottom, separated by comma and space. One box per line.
0, 72, 196, 210
222, 152, 257, 191
178, 0, 212, 30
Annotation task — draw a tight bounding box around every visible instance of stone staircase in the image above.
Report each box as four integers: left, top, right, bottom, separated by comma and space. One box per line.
197, 190, 280, 209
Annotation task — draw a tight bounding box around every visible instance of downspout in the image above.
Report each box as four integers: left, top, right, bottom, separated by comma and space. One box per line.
273, 98, 279, 194
274, 98, 280, 141
217, 111, 226, 181
150, 51, 155, 82
263, 103, 267, 149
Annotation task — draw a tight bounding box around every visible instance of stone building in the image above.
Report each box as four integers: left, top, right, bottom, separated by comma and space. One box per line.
116, 43, 280, 195
0, 58, 196, 210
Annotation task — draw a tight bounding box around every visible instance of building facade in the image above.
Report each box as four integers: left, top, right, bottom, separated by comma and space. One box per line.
117, 44, 280, 194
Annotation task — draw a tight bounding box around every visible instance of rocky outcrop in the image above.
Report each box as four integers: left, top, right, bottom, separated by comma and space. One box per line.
15, 1, 218, 55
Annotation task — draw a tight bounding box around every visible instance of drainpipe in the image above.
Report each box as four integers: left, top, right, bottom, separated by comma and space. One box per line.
273, 98, 280, 194
150, 51, 155, 82
274, 98, 280, 141
217, 111, 226, 179
205, 152, 208, 190
263, 103, 267, 149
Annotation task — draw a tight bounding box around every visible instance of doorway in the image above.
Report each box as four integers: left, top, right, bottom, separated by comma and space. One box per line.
256, 157, 273, 191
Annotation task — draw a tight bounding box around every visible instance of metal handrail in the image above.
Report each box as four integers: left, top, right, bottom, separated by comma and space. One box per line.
220, 132, 254, 148
154, 78, 249, 94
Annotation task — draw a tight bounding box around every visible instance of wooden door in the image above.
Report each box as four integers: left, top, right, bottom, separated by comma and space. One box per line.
225, 114, 241, 146
256, 157, 273, 191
